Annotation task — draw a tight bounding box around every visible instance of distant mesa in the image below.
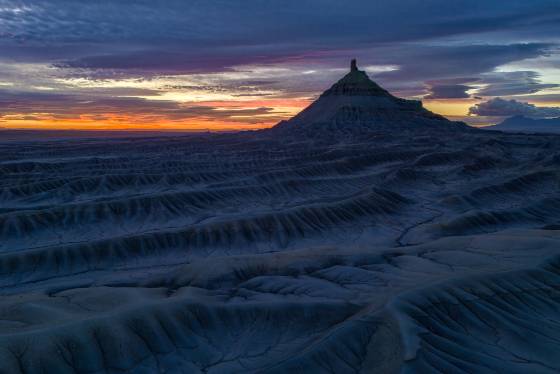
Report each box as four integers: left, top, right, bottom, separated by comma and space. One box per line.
272, 59, 469, 135
488, 115, 560, 134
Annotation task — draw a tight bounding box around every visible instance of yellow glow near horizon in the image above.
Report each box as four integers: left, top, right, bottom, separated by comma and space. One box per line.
423, 98, 479, 116
532, 100, 560, 107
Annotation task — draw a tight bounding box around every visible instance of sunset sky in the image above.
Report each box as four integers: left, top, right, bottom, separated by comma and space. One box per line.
1, 0, 559, 131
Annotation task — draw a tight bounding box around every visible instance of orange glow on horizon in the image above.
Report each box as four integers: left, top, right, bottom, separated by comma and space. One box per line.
0, 98, 313, 131
0, 117, 276, 131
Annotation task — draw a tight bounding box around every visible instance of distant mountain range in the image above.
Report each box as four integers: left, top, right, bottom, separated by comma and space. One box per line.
488, 115, 560, 134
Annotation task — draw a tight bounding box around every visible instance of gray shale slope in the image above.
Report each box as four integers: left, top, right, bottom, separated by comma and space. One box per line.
2, 62, 560, 373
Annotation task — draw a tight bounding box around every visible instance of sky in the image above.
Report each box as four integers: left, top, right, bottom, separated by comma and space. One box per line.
0, 0, 559, 131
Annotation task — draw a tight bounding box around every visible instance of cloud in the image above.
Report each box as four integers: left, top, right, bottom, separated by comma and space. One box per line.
425, 79, 474, 99
425, 85, 471, 99
468, 98, 560, 117
3, 1, 560, 46
477, 71, 558, 96
509, 93, 560, 103
1, 1, 558, 72
374, 43, 553, 85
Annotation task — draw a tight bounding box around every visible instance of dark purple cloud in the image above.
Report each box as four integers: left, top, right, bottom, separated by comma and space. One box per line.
425, 85, 471, 99
423, 78, 477, 99
2, 1, 559, 74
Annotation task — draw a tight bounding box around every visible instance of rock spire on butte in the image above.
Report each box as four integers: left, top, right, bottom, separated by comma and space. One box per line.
350, 58, 358, 72
272, 59, 469, 135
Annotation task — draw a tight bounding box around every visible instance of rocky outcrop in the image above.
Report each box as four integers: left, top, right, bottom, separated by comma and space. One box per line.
271, 60, 469, 135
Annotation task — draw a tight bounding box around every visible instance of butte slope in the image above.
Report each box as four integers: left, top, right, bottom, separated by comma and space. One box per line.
1, 63, 560, 373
